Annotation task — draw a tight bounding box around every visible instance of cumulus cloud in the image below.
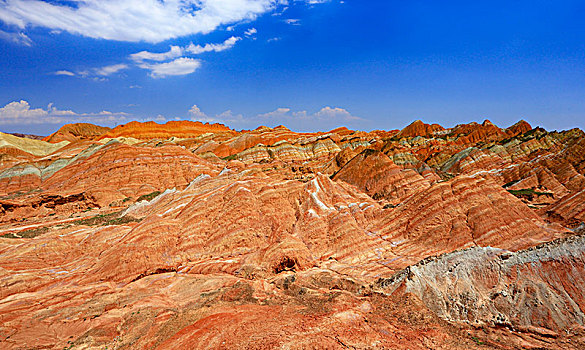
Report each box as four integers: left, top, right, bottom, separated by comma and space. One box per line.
244, 27, 257, 37
188, 105, 208, 119
0, 1, 330, 79
130, 46, 184, 63
259, 106, 362, 123
138, 57, 202, 78
128, 36, 240, 77
313, 106, 361, 121
213, 110, 246, 124
185, 36, 241, 55
257, 107, 291, 118
187, 104, 246, 125
195, 105, 365, 131
257, 106, 365, 131
0, 100, 129, 125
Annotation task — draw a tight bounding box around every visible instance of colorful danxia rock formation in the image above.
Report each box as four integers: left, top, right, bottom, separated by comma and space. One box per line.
1, 119, 585, 349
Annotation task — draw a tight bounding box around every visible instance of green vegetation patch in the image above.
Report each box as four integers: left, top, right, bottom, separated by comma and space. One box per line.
222, 153, 238, 161
1, 226, 49, 239
503, 180, 519, 188
136, 191, 161, 202
507, 188, 552, 197
72, 211, 141, 227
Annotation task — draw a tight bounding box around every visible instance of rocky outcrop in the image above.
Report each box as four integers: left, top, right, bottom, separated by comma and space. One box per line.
396, 120, 445, 138
99, 120, 237, 140
381, 234, 585, 334
0, 120, 584, 349
332, 149, 431, 203
505, 119, 532, 136
41, 142, 219, 206
0, 132, 68, 156
43, 123, 111, 143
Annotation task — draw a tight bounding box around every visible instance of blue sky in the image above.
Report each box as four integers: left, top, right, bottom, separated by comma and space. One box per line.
0, 0, 584, 135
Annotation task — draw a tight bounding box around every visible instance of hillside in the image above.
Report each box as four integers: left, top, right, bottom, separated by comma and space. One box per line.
1, 120, 584, 349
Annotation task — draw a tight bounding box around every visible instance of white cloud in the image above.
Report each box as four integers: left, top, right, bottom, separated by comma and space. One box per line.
244, 27, 257, 37
187, 105, 245, 124
94, 64, 128, 76
0, 29, 31, 46
0, 1, 328, 43
139, 57, 202, 78
76, 63, 128, 79
128, 36, 241, 77
189, 105, 208, 119
214, 110, 246, 124
0, 100, 48, 124
0, 0, 278, 43
0, 100, 129, 125
54, 70, 76, 76
314, 106, 361, 121
257, 107, 291, 118
284, 18, 300, 25
259, 106, 361, 123
257, 106, 365, 131
130, 45, 184, 63
185, 36, 241, 55
201, 105, 365, 131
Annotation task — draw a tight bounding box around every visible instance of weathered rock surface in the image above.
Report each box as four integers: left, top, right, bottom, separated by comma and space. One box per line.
43, 123, 111, 143
0, 120, 584, 349
332, 149, 432, 203
99, 120, 237, 140
396, 120, 445, 138
378, 234, 585, 348
0, 132, 68, 156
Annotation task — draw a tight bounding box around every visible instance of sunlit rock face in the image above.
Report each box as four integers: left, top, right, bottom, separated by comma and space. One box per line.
1, 120, 585, 349
43, 123, 112, 143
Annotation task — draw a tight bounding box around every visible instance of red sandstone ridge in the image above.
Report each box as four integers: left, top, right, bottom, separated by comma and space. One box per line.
98, 120, 238, 140
505, 119, 532, 136
395, 119, 445, 138
1, 120, 585, 349
332, 149, 431, 203
43, 123, 112, 143
451, 119, 507, 144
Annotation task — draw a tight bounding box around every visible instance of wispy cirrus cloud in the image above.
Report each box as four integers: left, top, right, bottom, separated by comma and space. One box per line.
0, 1, 324, 43
0, 0, 277, 43
2, 1, 330, 79
0, 29, 31, 46
284, 18, 301, 25
53, 70, 76, 77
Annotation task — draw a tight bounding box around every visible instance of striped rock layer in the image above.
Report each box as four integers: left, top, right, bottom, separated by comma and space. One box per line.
0, 119, 584, 349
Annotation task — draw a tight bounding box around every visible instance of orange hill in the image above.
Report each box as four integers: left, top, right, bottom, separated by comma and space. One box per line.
43, 123, 112, 143
98, 120, 238, 140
